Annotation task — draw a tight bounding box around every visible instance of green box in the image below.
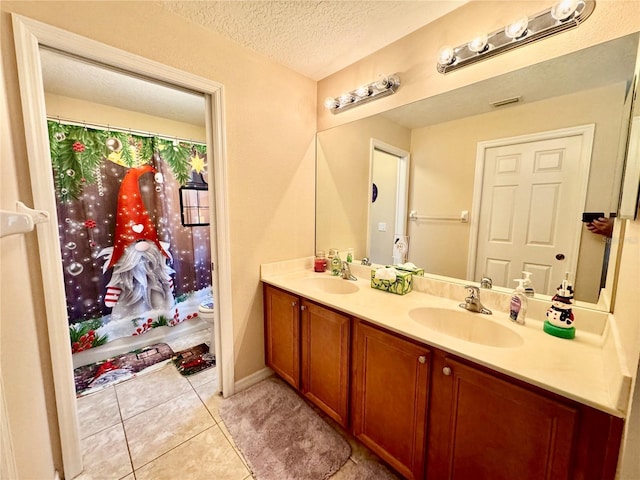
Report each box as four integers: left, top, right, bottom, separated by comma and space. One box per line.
371, 268, 413, 295
387, 264, 424, 277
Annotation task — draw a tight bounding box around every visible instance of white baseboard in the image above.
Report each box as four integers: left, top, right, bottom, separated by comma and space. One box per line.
233, 367, 274, 394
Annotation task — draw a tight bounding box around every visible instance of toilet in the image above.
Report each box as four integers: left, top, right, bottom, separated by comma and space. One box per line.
198, 300, 215, 356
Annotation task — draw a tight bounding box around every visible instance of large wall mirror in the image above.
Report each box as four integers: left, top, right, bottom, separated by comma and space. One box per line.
317, 32, 639, 309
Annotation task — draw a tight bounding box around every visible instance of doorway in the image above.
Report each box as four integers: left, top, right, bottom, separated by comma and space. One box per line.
12, 15, 233, 479
367, 140, 410, 265
468, 125, 595, 295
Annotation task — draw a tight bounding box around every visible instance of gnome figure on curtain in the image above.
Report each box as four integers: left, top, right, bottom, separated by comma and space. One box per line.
99, 165, 175, 320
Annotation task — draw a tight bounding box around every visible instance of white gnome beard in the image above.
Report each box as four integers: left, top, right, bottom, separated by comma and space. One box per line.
105, 242, 175, 320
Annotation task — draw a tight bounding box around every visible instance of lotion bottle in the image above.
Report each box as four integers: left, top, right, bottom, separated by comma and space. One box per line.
522, 271, 535, 297
330, 249, 342, 276
509, 279, 527, 325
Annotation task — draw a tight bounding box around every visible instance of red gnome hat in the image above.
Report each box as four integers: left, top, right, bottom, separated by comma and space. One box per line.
107, 165, 169, 269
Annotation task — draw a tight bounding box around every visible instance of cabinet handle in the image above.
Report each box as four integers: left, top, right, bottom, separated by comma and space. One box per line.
443, 366, 452, 376
291, 301, 297, 307
418, 355, 427, 364
301, 305, 307, 311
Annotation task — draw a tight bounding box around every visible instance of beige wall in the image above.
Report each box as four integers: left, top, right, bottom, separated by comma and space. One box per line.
408, 82, 626, 301
614, 218, 640, 479
45, 93, 207, 142
1, 1, 315, 477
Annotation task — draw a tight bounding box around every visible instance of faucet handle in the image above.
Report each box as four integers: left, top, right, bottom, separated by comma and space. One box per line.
464, 285, 480, 297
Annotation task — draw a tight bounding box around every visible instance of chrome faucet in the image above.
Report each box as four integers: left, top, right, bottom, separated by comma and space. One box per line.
341, 261, 357, 281
459, 285, 492, 314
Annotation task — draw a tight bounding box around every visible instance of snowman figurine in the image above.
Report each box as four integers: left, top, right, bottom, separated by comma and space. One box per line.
544, 280, 576, 339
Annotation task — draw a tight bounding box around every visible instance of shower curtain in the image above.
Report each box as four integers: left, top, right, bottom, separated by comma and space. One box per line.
47, 121, 212, 353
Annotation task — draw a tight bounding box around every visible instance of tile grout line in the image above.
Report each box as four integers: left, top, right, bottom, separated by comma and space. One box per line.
114, 384, 137, 479
128, 424, 227, 473
217, 418, 255, 476
187, 371, 254, 474
119, 375, 220, 474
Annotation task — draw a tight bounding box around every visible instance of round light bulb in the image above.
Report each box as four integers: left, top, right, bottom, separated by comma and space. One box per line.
551, 0, 581, 21
386, 74, 400, 88
374, 75, 390, 90
505, 16, 529, 39
324, 97, 338, 109
468, 34, 489, 53
339, 93, 354, 105
355, 85, 371, 98
437, 46, 456, 66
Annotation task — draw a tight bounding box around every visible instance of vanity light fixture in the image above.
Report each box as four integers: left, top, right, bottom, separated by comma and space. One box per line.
436, 0, 595, 74
324, 74, 400, 114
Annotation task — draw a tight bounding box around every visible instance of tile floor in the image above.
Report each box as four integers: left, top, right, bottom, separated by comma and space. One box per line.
75, 331, 400, 480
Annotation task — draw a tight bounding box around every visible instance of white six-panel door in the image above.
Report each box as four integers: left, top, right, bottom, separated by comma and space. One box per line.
474, 130, 591, 295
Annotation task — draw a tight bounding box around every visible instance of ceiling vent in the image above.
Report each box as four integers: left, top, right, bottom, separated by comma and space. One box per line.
490, 96, 522, 108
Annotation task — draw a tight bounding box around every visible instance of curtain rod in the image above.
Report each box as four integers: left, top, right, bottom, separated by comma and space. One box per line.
47, 116, 206, 146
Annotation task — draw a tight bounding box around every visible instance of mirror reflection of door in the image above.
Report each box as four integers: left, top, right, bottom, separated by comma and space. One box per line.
368, 142, 410, 265
473, 126, 594, 295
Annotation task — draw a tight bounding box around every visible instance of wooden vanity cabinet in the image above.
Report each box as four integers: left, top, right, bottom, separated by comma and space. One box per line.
300, 300, 350, 427
264, 284, 350, 427
427, 353, 577, 480
264, 284, 623, 480
352, 319, 430, 480
427, 351, 624, 480
264, 284, 300, 388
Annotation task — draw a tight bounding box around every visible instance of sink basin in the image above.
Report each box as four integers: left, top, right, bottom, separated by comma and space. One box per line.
300, 277, 360, 294
408, 307, 524, 348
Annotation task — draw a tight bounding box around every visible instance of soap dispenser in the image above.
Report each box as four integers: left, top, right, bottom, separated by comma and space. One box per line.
522, 271, 535, 297
509, 279, 527, 325
329, 248, 342, 276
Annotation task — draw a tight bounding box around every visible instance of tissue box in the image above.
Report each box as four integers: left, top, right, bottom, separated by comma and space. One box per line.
387, 265, 424, 277
371, 269, 413, 295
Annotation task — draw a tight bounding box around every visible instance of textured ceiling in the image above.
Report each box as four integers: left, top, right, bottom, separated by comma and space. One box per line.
160, 0, 469, 80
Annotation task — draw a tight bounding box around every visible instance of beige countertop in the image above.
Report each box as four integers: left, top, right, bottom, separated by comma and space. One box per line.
261, 258, 630, 417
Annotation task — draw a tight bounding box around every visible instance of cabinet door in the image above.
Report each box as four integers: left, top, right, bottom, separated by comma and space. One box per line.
352, 320, 430, 480
301, 300, 350, 427
264, 285, 300, 388
427, 355, 578, 480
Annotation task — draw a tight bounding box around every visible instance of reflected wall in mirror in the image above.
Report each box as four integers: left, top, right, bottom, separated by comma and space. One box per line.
316, 33, 639, 308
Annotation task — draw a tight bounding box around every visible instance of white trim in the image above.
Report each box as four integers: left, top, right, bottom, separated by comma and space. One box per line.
205, 91, 235, 397
367, 139, 411, 259
619, 115, 640, 219
234, 367, 275, 394
467, 125, 596, 286
11, 14, 234, 479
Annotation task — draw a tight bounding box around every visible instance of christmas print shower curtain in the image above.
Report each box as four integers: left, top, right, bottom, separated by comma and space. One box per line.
48, 121, 212, 353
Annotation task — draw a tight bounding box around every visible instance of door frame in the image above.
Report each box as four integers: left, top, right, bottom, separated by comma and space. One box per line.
12, 14, 234, 479
366, 139, 410, 261
467, 125, 595, 284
